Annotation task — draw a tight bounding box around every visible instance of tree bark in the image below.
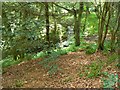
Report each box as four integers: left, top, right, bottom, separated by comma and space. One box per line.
74, 2, 83, 46
74, 10, 80, 46
101, 7, 111, 49
98, 2, 109, 50
45, 2, 50, 47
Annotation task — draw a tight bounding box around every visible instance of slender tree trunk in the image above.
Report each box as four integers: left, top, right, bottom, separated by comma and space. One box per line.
52, 3, 57, 46
111, 3, 120, 52
53, 18, 57, 44
98, 2, 109, 50
111, 32, 116, 52
83, 3, 89, 32
98, 17, 105, 50
74, 10, 80, 46
101, 8, 111, 48
45, 2, 50, 47
117, 2, 120, 74
83, 11, 87, 32
74, 2, 83, 46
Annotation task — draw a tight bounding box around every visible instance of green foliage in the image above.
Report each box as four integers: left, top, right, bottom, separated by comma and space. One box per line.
24, 54, 33, 61
2, 53, 34, 68
101, 73, 118, 88
38, 49, 65, 76
14, 80, 24, 87
116, 63, 120, 68
107, 53, 118, 64
33, 51, 48, 59
78, 53, 118, 79
67, 45, 78, 52
104, 40, 111, 51
38, 45, 80, 76
2, 44, 80, 68
78, 73, 84, 78
85, 43, 97, 54
86, 54, 117, 79
86, 61, 103, 78
82, 13, 98, 35
2, 57, 21, 68
102, 53, 118, 67
47, 64, 61, 76
78, 59, 104, 79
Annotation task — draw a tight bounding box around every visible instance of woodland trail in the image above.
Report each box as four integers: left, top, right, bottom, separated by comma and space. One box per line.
2, 50, 117, 88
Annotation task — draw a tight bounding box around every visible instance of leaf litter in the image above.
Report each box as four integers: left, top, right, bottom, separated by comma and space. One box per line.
2, 50, 118, 88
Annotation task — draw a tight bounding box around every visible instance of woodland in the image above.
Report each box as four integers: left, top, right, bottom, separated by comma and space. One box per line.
1, 2, 120, 88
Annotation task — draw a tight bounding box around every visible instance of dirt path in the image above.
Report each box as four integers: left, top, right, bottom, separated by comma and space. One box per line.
2, 50, 117, 88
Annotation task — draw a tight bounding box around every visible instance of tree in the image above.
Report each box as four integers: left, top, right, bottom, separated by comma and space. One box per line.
110, 2, 120, 52
96, 2, 111, 50
53, 2, 84, 46
45, 2, 50, 48
74, 2, 83, 46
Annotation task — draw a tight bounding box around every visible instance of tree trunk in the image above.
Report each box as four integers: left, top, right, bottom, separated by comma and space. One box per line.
83, 3, 89, 32
111, 2, 120, 52
117, 2, 120, 71
74, 2, 83, 46
45, 2, 50, 47
74, 10, 80, 46
53, 18, 57, 45
111, 32, 116, 52
98, 2, 109, 50
101, 8, 111, 49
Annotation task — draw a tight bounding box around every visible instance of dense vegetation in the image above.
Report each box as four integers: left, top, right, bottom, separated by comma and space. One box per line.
1, 2, 120, 88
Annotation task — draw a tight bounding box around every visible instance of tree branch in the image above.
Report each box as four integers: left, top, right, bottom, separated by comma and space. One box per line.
53, 3, 73, 13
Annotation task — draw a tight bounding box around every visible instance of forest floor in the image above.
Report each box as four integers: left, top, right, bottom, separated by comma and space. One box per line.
2, 49, 118, 88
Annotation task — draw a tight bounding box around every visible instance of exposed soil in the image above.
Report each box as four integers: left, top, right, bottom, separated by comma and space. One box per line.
2, 50, 118, 88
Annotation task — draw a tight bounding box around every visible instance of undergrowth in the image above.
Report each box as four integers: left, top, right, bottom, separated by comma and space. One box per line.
38, 45, 80, 76
81, 43, 97, 54
101, 72, 118, 88
79, 59, 104, 78
78, 53, 118, 79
